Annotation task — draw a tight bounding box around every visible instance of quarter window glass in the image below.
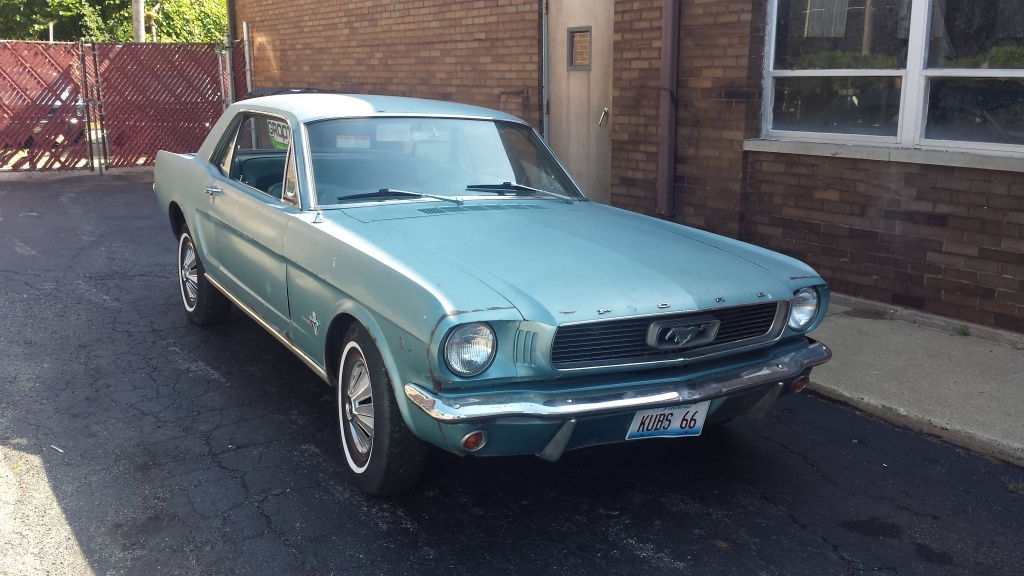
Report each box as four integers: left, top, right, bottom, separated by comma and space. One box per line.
282, 146, 300, 206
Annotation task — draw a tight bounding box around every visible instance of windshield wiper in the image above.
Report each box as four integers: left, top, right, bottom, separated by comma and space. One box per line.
465, 182, 576, 204
338, 188, 463, 206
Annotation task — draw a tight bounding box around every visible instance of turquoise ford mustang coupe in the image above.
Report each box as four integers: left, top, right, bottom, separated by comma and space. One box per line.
154, 94, 831, 495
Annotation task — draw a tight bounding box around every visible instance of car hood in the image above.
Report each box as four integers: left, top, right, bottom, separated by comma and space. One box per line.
328, 201, 820, 324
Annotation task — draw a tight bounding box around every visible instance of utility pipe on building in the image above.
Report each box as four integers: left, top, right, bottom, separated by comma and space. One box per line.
656, 0, 680, 217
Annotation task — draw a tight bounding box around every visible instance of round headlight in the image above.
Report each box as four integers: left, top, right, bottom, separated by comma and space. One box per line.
444, 323, 496, 377
788, 287, 819, 331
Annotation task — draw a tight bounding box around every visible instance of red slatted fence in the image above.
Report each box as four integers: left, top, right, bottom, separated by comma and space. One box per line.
0, 40, 246, 172
0, 42, 89, 170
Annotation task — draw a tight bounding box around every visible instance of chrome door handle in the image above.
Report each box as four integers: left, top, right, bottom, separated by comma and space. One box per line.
205, 186, 222, 196
598, 107, 609, 126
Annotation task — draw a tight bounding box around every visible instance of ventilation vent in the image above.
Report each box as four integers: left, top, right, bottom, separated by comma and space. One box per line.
513, 329, 539, 366
418, 204, 547, 215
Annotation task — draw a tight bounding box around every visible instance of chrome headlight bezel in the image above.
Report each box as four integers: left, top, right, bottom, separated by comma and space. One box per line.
788, 287, 820, 331
443, 322, 497, 377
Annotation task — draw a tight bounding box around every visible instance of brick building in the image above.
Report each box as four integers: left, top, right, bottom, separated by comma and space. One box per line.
227, 0, 1024, 333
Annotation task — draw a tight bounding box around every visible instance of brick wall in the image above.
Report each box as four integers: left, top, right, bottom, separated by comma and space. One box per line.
231, 0, 542, 128
610, 0, 661, 215
673, 0, 765, 237
746, 154, 1024, 332
610, 0, 765, 235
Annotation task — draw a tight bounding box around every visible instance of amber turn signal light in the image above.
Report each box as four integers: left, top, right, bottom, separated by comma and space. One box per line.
460, 430, 488, 452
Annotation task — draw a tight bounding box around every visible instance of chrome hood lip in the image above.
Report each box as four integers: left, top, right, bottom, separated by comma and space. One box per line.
325, 201, 822, 324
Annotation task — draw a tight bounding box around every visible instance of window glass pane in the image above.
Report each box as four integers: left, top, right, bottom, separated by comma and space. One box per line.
571, 30, 591, 67
281, 147, 299, 205
230, 115, 288, 193
928, 0, 1024, 68
774, 0, 912, 70
303, 118, 581, 206
925, 78, 1024, 144
772, 76, 901, 135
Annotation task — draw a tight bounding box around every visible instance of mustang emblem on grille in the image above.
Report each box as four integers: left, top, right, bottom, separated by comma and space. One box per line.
646, 317, 721, 350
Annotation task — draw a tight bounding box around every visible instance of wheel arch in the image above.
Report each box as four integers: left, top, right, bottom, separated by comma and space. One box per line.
323, 306, 398, 391
323, 306, 442, 447
168, 201, 186, 237
325, 312, 359, 388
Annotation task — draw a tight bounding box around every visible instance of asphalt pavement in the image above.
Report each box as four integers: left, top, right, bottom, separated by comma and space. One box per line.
2, 168, 1023, 575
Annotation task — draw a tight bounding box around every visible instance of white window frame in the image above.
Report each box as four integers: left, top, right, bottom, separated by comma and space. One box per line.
761, 0, 1024, 157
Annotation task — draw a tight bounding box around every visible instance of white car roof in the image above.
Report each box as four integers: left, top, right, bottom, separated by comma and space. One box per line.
232, 93, 525, 124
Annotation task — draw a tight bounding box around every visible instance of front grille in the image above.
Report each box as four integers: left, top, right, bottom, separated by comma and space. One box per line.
550, 302, 784, 369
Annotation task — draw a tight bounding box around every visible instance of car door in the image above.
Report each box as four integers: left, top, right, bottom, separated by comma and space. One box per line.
205, 113, 297, 333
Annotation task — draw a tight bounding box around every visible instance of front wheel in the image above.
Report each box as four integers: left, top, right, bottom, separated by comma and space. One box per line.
177, 224, 230, 325
338, 324, 428, 495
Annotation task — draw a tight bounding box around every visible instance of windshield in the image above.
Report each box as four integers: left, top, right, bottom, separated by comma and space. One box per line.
304, 117, 584, 206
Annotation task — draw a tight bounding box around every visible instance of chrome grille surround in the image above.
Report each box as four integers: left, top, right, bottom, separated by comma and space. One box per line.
550, 301, 789, 370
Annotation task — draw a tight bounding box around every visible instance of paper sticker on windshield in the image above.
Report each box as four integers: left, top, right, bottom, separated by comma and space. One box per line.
267, 119, 290, 149
336, 135, 371, 149
377, 123, 411, 142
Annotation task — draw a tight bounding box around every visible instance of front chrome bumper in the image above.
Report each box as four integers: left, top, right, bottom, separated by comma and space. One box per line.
405, 339, 832, 423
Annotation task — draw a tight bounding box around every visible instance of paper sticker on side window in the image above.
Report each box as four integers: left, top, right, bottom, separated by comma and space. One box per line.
267, 119, 290, 150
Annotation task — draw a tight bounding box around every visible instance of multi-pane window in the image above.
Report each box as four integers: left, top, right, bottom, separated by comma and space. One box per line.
764, 0, 1024, 153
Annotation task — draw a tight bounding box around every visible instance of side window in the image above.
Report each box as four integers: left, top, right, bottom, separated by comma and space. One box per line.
213, 113, 291, 197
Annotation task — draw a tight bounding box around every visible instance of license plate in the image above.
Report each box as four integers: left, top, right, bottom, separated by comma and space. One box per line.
625, 401, 711, 440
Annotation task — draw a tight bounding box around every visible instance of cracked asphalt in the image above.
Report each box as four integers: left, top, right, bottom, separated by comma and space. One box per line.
1, 170, 1022, 576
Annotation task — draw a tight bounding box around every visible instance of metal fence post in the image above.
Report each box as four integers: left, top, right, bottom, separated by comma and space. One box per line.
78, 40, 96, 172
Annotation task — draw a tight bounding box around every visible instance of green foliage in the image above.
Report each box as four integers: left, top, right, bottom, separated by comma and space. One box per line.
55, 0, 132, 41
0, 0, 225, 43
0, 0, 37, 40
788, 50, 898, 71
944, 45, 1024, 70
153, 0, 227, 43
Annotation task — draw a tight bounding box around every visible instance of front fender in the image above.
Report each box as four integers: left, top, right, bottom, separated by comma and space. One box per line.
326, 297, 451, 447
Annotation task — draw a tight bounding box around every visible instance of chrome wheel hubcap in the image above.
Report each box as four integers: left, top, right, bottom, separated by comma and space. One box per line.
345, 357, 374, 456
180, 240, 198, 306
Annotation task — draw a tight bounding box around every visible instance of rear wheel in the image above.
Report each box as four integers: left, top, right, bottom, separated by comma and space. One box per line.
338, 324, 428, 495
177, 224, 230, 325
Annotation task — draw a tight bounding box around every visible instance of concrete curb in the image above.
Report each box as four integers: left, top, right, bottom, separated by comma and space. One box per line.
813, 292, 1024, 470
807, 383, 1024, 469
0, 167, 153, 182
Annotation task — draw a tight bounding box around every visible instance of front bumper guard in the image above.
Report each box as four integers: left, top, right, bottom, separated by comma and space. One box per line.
405, 339, 831, 424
